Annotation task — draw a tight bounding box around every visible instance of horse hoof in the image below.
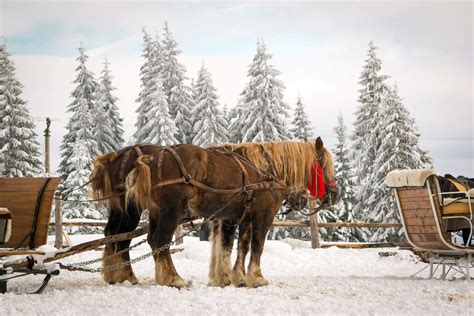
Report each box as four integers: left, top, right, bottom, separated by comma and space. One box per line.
231, 275, 246, 287
169, 278, 187, 289
248, 277, 269, 288
129, 276, 139, 285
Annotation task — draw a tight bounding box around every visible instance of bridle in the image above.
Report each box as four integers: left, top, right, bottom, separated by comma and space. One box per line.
315, 155, 339, 207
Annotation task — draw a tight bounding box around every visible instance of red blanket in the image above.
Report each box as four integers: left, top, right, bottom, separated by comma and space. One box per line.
307, 162, 326, 200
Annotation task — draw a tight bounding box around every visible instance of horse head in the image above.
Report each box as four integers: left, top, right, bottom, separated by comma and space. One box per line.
314, 137, 340, 207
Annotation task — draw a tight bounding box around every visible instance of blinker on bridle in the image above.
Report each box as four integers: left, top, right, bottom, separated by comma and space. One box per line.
316, 155, 339, 207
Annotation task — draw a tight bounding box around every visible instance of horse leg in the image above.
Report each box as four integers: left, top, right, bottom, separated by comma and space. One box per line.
148, 206, 186, 288
219, 220, 238, 286
209, 219, 237, 287
231, 215, 251, 287
102, 202, 141, 285
245, 207, 276, 288
208, 220, 219, 285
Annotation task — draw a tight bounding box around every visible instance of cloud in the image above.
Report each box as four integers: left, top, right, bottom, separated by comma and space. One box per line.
4, 0, 472, 176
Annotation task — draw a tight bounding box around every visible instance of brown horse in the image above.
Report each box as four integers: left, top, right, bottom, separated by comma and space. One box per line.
125, 138, 339, 288
90, 143, 247, 285
90, 144, 167, 284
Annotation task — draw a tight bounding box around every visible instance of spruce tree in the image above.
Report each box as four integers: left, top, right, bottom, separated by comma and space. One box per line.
367, 85, 432, 242
0, 42, 43, 176
229, 40, 290, 142
135, 28, 161, 143
192, 65, 228, 146
95, 59, 124, 153
58, 44, 99, 208
161, 22, 193, 143
351, 41, 388, 233
332, 113, 358, 241
228, 103, 247, 143
62, 140, 103, 222
290, 95, 313, 140
134, 74, 178, 145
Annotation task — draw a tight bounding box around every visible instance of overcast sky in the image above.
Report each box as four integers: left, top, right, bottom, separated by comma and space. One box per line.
1, 0, 472, 176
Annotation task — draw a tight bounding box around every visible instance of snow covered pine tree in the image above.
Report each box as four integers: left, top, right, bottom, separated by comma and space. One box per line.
290, 95, 313, 141
134, 28, 178, 145
229, 39, 291, 143
351, 41, 389, 242
367, 84, 432, 242
0, 41, 42, 177
191, 64, 228, 146
160, 22, 193, 143
332, 113, 358, 241
58, 44, 103, 226
95, 59, 124, 153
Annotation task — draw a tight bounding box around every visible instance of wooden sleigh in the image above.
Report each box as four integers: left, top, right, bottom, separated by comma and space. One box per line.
386, 169, 473, 280
0, 177, 154, 294
0, 177, 61, 293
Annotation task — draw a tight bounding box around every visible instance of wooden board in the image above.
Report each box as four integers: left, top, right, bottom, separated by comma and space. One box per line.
0, 177, 61, 248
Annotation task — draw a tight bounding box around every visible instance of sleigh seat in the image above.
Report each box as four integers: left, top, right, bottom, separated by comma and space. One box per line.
385, 169, 473, 281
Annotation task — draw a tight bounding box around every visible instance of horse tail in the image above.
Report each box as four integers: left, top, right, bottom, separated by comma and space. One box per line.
90, 152, 118, 209
126, 155, 155, 211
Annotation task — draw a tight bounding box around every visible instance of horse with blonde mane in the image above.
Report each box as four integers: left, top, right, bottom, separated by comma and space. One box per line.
125, 137, 339, 288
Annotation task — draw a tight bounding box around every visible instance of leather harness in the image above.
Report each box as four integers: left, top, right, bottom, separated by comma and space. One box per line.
113, 145, 288, 213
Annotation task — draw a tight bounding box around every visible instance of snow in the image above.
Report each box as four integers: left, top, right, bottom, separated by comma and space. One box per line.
2, 235, 473, 314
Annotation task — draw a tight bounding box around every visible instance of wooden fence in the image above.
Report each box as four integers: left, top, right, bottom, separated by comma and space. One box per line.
51, 197, 404, 249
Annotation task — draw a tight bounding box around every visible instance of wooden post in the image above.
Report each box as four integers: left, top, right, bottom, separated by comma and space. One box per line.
44, 118, 51, 175
310, 213, 320, 249
174, 224, 183, 245
54, 191, 63, 249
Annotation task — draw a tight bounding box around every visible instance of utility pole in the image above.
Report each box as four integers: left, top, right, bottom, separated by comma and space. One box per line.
44, 117, 51, 175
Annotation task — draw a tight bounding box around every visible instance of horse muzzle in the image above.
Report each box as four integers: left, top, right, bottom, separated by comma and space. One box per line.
322, 182, 340, 207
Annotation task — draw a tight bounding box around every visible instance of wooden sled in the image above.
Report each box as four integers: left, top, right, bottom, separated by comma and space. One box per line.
0, 177, 61, 294
386, 169, 473, 281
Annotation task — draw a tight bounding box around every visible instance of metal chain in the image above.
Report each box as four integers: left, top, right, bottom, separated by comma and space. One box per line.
64, 240, 175, 273
60, 239, 147, 271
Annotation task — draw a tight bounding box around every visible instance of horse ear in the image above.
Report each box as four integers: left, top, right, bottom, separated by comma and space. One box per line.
315, 137, 324, 152
94, 152, 118, 166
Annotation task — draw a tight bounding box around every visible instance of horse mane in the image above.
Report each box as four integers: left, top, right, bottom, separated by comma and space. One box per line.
89, 151, 119, 209
225, 141, 332, 192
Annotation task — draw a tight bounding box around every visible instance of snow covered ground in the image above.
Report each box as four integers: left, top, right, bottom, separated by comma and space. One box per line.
2, 236, 473, 315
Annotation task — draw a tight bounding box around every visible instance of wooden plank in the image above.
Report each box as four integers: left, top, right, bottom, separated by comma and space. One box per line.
406, 225, 438, 234
397, 188, 428, 198
404, 217, 436, 226
403, 208, 434, 218
399, 199, 432, 211
0, 250, 46, 257
411, 241, 451, 250
318, 222, 402, 228
272, 220, 309, 227
413, 233, 443, 243
3, 224, 150, 270
398, 196, 431, 205
321, 243, 411, 249
0, 177, 60, 191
